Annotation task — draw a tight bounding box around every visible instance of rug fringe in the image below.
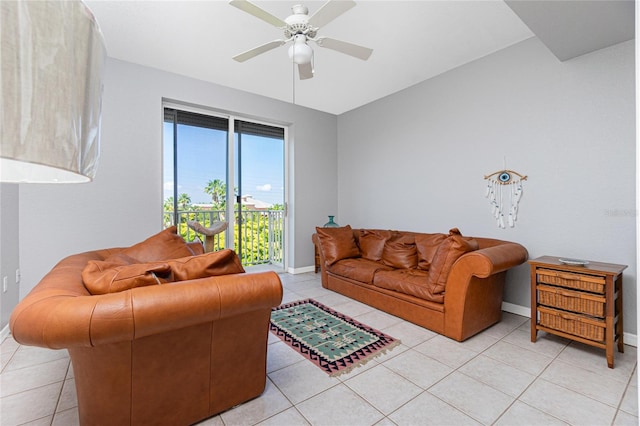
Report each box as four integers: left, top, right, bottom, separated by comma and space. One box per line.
328, 340, 402, 378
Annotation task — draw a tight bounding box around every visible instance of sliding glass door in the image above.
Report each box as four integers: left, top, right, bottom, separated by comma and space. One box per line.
234, 121, 285, 266
163, 107, 285, 268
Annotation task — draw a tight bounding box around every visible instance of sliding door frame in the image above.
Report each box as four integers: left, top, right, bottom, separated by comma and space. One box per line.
162, 100, 289, 270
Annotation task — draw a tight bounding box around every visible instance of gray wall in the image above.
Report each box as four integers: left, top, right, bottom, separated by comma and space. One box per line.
17, 58, 337, 299
338, 38, 636, 333
1, 183, 20, 331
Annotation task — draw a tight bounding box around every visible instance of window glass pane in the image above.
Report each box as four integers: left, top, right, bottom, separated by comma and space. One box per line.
238, 133, 284, 208
234, 121, 284, 266
162, 120, 175, 225
176, 124, 227, 208
163, 109, 228, 246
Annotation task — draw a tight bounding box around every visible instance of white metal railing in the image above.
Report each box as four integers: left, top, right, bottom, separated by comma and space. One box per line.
164, 209, 284, 266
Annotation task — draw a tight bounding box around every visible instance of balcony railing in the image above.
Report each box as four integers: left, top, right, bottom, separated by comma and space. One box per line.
164, 209, 284, 267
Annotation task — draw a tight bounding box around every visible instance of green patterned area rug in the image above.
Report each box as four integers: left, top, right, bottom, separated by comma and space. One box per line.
270, 299, 401, 376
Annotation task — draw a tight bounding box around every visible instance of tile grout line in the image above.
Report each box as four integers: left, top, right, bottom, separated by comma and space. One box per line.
490, 332, 570, 426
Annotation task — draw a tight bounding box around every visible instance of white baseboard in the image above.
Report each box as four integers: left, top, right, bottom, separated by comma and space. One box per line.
502, 302, 637, 348
502, 302, 531, 318
1, 325, 10, 343
288, 265, 315, 275
623, 332, 638, 347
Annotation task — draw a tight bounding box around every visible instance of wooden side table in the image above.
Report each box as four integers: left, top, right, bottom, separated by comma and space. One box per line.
529, 256, 627, 368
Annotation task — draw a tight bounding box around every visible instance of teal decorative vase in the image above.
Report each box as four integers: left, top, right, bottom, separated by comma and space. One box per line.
323, 216, 339, 227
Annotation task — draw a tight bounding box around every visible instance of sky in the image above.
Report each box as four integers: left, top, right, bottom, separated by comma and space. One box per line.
163, 122, 284, 207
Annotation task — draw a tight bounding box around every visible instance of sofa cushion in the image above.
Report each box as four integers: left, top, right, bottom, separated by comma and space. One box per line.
373, 269, 442, 303
327, 258, 393, 284
315, 225, 361, 265
357, 230, 392, 261
426, 228, 479, 294
83, 249, 245, 295
112, 226, 197, 263
381, 234, 418, 269
415, 234, 447, 270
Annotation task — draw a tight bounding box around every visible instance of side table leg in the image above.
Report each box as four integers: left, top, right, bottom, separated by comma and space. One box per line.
530, 266, 537, 342
606, 275, 615, 368
606, 312, 615, 368
617, 274, 624, 353
530, 318, 537, 342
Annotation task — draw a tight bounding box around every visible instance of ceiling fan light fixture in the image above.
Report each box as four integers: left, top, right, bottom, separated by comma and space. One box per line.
287, 35, 313, 64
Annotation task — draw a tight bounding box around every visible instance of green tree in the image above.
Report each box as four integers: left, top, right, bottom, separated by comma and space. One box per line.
163, 197, 174, 227
204, 179, 226, 209
164, 196, 174, 212
178, 193, 191, 210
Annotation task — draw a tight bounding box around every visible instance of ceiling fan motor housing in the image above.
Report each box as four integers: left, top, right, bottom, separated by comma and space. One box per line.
284, 5, 317, 39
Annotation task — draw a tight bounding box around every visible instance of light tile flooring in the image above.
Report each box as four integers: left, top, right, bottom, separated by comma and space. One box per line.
1, 272, 638, 425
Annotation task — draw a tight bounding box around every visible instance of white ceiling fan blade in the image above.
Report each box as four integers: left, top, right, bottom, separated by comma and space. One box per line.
315, 37, 373, 60
308, 0, 356, 28
298, 62, 314, 80
229, 0, 286, 28
233, 40, 285, 62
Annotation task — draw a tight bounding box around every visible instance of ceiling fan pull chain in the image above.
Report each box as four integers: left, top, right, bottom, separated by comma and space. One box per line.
292, 60, 296, 105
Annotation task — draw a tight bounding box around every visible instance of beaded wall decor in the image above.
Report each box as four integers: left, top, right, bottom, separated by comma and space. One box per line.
484, 169, 527, 228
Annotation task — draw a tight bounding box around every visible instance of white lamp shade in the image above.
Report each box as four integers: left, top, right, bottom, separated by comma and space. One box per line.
287, 36, 313, 65
0, 0, 106, 183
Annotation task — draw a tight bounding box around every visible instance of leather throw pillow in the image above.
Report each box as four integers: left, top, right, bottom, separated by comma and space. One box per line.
415, 233, 447, 270
315, 225, 360, 266
114, 226, 197, 263
358, 230, 392, 261
82, 249, 245, 295
426, 228, 479, 294
165, 248, 245, 281
381, 233, 418, 269
82, 259, 171, 295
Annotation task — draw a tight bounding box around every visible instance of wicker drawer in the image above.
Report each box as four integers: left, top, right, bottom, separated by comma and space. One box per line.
537, 268, 606, 294
537, 284, 605, 317
538, 306, 605, 342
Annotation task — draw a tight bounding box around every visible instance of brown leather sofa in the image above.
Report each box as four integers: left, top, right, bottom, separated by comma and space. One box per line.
313, 226, 528, 341
10, 232, 283, 425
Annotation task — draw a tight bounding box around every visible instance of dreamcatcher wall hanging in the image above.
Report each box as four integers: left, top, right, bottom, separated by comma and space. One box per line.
484, 169, 527, 228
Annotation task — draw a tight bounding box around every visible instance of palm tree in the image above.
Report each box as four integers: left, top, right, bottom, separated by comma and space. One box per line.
177, 193, 191, 210
204, 179, 227, 208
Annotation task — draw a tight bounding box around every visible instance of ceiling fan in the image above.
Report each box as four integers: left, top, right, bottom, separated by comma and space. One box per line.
229, 0, 373, 80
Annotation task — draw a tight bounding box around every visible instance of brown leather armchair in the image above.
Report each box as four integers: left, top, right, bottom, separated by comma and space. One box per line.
10, 248, 283, 425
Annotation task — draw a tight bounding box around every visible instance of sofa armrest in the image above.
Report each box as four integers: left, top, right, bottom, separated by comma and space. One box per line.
452, 242, 529, 279
10, 271, 283, 349
312, 233, 330, 288
443, 242, 528, 340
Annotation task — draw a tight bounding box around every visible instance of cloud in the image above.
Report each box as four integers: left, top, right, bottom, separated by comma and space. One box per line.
164, 182, 183, 192
256, 183, 272, 192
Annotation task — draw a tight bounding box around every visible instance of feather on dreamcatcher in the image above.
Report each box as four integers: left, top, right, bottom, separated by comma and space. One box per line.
484, 169, 527, 228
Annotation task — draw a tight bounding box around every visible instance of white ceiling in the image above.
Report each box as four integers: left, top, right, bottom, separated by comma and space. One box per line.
83, 0, 631, 115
